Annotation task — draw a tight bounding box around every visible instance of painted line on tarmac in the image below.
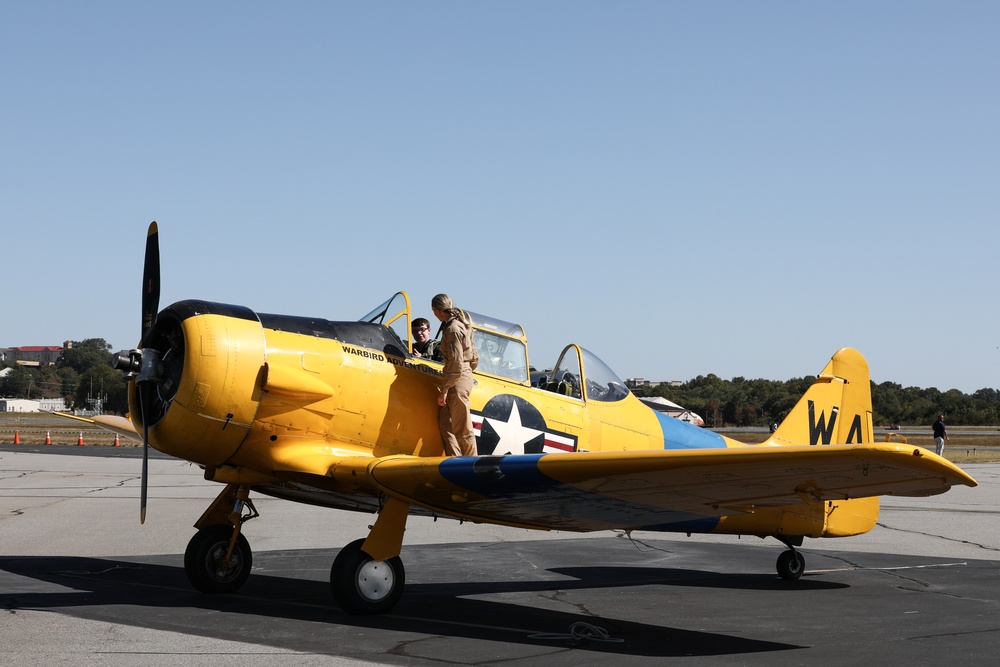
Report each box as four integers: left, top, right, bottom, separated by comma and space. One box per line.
809, 561, 968, 574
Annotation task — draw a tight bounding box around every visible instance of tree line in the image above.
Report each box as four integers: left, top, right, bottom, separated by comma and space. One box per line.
3, 338, 998, 426
634, 374, 1000, 428
1, 338, 129, 414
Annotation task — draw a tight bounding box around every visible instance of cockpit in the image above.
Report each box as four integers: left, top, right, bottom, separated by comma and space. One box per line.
360, 292, 630, 403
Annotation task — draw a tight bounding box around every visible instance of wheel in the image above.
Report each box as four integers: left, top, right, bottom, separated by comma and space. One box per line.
184, 525, 253, 594
330, 538, 405, 614
776, 549, 805, 580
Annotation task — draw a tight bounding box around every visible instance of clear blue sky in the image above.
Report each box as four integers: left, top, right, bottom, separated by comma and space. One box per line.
3, 2, 998, 393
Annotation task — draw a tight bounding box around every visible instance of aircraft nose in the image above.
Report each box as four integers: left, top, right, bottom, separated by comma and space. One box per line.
135, 301, 265, 466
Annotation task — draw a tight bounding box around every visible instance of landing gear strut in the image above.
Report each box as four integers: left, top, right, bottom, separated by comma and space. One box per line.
330, 496, 411, 614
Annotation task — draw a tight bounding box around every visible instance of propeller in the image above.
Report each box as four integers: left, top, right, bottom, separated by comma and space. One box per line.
137, 221, 160, 524
141, 221, 160, 345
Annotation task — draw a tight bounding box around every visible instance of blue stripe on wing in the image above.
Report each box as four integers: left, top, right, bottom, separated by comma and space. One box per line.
438, 454, 721, 533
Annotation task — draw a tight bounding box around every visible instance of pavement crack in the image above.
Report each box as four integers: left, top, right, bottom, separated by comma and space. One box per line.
821, 553, 865, 569
819, 554, 1000, 607
617, 531, 675, 554
84, 475, 140, 496
0, 470, 41, 482
387, 636, 486, 664
876, 521, 1000, 553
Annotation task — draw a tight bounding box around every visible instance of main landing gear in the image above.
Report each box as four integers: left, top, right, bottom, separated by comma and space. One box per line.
330, 538, 405, 614
330, 496, 411, 615
774, 535, 805, 580
183, 485, 411, 615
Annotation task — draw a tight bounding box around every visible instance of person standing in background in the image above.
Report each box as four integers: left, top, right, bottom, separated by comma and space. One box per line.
932, 414, 949, 456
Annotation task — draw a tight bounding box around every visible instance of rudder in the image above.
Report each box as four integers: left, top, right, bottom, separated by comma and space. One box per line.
768, 347, 874, 446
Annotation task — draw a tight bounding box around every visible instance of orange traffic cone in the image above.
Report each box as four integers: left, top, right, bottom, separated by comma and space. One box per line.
13, 430, 20, 444
45, 432, 51, 445
77, 432, 85, 446
113, 434, 120, 447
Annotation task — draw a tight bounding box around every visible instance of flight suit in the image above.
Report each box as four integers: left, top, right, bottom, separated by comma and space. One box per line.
438, 316, 478, 456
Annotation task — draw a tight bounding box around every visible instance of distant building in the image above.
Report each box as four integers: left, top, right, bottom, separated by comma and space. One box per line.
638, 396, 705, 426
0, 399, 40, 412
6, 345, 63, 367
3, 342, 70, 367
0, 397, 69, 413
626, 378, 682, 389
39, 398, 69, 412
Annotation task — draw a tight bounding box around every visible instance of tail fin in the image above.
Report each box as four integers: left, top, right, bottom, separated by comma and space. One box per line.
768, 348, 874, 446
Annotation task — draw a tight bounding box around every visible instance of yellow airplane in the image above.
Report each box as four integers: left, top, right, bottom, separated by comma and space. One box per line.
90, 222, 975, 614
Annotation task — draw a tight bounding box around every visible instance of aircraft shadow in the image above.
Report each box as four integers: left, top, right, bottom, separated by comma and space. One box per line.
0, 550, 813, 658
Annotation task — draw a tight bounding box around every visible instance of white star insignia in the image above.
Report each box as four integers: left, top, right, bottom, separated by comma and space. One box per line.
484, 400, 543, 456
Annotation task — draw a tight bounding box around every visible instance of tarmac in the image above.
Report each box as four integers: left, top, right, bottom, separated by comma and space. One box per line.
1, 445, 997, 666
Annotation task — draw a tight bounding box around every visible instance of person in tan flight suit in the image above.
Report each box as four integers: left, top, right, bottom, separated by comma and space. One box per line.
431, 293, 478, 456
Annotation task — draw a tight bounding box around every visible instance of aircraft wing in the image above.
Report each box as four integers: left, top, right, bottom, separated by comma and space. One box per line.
54, 412, 142, 443
354, 444, 977, 532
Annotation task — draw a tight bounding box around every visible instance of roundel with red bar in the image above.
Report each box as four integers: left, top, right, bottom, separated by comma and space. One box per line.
472, 394, 578, 456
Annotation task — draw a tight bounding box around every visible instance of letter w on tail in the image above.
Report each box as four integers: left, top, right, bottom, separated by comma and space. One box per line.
768, 348, 874, 447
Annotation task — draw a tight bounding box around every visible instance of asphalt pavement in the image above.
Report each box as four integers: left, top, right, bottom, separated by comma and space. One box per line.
1, 446, 998, 666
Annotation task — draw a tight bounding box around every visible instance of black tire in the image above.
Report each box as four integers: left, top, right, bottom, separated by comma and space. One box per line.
776, 549, 805, 580
330, 538, 405, 614
184, 525, 253, 594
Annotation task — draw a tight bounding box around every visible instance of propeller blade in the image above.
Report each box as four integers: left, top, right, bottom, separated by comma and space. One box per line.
138, 381, 154, 525
140, 426, 148, 524
138, 221, 159, 524
141, 221, 160, 345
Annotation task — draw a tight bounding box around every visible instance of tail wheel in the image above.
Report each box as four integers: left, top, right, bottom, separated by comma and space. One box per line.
776, 549, 805, 580
184, 525, 253, 594
331, 538, 405, 614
